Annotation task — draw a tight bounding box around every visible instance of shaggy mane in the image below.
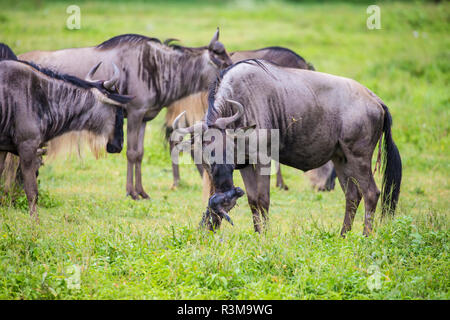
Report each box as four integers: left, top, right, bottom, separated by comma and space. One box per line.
206, 59, 275, 125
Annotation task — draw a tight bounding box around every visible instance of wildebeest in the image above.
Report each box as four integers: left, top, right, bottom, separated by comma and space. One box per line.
175, 59, 402, 236
18, 29, 233, 200
165, 46, 336, 192
0, 59, 132, 219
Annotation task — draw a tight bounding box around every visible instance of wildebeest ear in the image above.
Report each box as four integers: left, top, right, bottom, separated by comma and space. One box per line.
208, 27, 220, 48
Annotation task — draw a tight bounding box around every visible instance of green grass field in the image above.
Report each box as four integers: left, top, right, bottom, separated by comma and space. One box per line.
0, 0, 449, 299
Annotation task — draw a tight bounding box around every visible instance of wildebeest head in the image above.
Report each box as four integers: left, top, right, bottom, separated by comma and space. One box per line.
207, 28, 233, 69
173, 100, 246, 227
85, 62, 134, 153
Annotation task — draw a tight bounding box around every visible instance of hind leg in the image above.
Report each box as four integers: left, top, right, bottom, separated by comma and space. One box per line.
362, 172, 380, 236
169, 140, 181, 189
333, 153, 380, 237
190, 134, 204, 177
275, 162, 288, 190
333, 158, 363, 237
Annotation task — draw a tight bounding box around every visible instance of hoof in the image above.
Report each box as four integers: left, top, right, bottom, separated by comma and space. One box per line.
126, 191, 140, 200
138, 191, 150, 200
277, 183, 289, 191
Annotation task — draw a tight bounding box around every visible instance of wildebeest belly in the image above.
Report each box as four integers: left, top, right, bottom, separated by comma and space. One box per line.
278, 140, 336, 171
275, 103, 339, 171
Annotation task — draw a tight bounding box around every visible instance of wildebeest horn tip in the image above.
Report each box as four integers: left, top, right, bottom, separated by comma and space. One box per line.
85, 61, 102, 82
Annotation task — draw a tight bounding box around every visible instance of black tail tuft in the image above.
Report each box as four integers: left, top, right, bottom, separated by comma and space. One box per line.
380, 103, 402, 216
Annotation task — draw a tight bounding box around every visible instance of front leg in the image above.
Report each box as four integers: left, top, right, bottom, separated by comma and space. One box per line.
126, 112, 145, 200
17, 142, 40, 221
240, 165, 262, 233
134, 121, 150, 199
240, 164, 271, 233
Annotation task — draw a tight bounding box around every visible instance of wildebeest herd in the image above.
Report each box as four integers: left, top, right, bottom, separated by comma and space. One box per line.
0, 28, 402, 236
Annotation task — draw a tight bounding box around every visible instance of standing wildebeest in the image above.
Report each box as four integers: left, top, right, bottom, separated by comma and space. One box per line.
0, 59, 132, 219
18, 29, 233, 200
165, 46, 336, 192
175, 60, 402, 236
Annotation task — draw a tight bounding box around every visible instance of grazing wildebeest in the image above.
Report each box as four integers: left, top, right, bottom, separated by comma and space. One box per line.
165, 46, 336, 192
174, 59, 402, 236
18, 29, 233, 200
0, 59, 132, 219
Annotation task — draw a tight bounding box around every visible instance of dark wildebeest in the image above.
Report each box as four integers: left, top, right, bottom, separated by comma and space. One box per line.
174, 60, 402, 236
17, 29, 233, 200
0, 43, 125, 190
0, 59, 132, 219
0, 43, 34, 189
165, 46, 336, 192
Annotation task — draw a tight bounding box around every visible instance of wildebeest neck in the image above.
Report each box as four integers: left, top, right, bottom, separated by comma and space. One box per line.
134, 42, 215, 108
38, 80, 100, 140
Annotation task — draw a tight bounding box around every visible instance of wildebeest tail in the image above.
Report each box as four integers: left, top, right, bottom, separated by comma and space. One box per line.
0, 43, 17, 61
380, 103, 402, 216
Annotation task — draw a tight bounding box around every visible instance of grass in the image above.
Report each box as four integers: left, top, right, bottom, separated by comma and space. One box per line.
0, 0, 449, 299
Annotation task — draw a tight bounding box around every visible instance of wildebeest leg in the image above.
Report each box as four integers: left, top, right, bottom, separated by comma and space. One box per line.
134, 122, 150, 199
170, 140, 181, 189
191, 154, 204, 177
199, 172, 215, 231
190, 134, 204, 177
126, 112, 145, 200
240, 166, 262, 232
202, 171, 214, 206
305, 161, 336, 192
240, 165, 271, 233
332, 158, 362, 237
361, 171, 380, 236
258, 167, 271, 231
275, 161, 288, 190
17, 143, 39, 221
3, 153, 20, 193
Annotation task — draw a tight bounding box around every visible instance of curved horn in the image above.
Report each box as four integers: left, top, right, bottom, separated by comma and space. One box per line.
173, 111, 194, 135
209, 27, 219, 48
103, 63, 120, 90
213, 99, 244, 129
173, 111, 207, 135
85, 61, 102, 82
173, 111, 187, 130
